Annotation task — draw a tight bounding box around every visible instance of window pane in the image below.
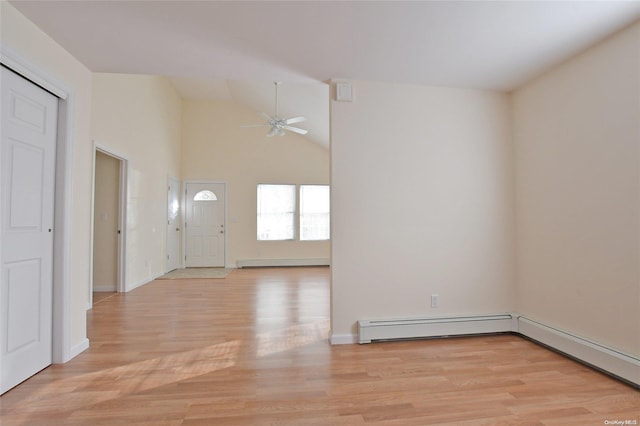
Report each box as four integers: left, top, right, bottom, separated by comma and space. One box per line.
193, 190, 217, 201
257, 184, 295, 240
300, 185, 330, 241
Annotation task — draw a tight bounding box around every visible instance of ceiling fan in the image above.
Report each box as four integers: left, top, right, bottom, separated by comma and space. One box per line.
241, 81, 308, 137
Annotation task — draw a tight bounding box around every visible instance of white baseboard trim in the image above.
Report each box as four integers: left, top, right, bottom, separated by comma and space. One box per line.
237, 258, 330, 268
67, 338, 89, 361
330, 333, 358, 345
358, 314, 514, 344
515, 315, 640, 387
127, 273, 163, 292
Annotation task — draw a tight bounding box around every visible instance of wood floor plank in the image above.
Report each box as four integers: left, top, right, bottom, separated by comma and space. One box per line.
1, 267, 638, 425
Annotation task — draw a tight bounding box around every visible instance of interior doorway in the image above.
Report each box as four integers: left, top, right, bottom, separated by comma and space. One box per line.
91, 147, 127, 306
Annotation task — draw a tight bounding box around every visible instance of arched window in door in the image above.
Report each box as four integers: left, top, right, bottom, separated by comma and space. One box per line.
193, 190, 217, 201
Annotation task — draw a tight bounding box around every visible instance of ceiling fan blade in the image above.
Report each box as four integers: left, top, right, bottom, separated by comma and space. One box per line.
240, 124, 270, 128
259, 111, 273, 121
284, 125, 308, 135
285, 116, 306, 125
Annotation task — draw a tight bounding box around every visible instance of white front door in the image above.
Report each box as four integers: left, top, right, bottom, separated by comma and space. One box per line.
166, 177, 181, 272
185, 183, 225, 267
1, 67, 58, 394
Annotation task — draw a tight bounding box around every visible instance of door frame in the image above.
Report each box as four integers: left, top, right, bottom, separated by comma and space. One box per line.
183, 180, 227, 268
166, 175, 181, 272
89, 143, 128, 307
1, 45, 77, 363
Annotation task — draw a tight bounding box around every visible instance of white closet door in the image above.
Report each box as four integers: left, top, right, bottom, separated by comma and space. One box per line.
1, 67, 58, 394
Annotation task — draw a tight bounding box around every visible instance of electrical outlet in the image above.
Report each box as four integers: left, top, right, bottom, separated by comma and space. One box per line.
431, 294, 439, 308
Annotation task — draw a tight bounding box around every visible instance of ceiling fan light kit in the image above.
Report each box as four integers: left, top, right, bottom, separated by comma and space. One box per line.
241, 81, 308, 137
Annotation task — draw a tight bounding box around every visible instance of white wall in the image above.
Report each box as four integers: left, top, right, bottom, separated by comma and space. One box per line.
91, 73, 182, 288
513, 21, 640, 356
1, 2, 93, 349
330, 80, 515, 339
181, 99, 330, 267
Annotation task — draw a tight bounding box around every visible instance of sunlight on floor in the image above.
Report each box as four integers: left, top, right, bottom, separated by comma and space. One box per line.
256, 319, 330, 358
10, 340, 241, 420
8, 317, 331, 423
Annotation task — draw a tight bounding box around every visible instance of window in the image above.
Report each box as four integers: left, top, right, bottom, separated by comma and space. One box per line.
257, 184, 330, 242
193, 190, 217, 201
257, 184, 295, 240
300, 185, 330, 240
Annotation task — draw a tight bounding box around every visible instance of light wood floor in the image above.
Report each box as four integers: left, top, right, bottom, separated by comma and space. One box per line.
1, 267, 638, 425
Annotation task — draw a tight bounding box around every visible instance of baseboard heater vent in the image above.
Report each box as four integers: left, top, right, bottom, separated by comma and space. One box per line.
516, 316, 640, 387
357, 313, 639, 387
236, 258, 330, 268
358, 314, 515, 344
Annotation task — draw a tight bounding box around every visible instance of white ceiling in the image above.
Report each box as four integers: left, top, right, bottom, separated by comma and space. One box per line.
9, 0, 640, 148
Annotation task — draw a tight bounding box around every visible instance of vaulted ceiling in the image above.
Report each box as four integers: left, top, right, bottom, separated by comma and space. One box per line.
9, 1, 640, 148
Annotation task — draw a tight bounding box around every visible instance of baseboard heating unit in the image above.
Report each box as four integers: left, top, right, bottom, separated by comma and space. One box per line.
358, 314, 515, 344
236, 258, 329, 268
515, 316, 640, 387
357, 313, 639, 387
